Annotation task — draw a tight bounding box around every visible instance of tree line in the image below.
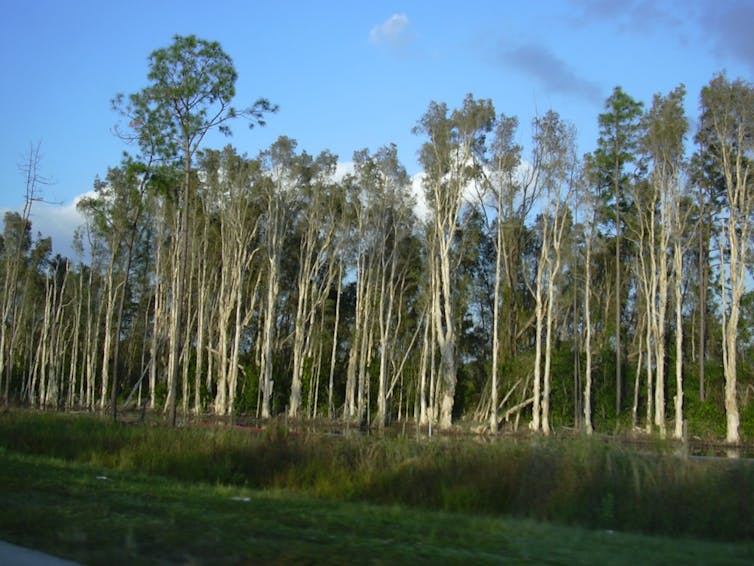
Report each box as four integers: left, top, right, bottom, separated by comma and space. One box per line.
2, 35, 753, 442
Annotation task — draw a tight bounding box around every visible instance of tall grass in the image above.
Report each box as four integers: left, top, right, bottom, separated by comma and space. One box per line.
0, 410, 752, 541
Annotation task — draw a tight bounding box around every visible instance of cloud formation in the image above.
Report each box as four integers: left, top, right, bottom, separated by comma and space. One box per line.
568, 0, 683, 35
369, 13, 412, 49
17, 194, 88, 259
567, 0, 754, 74
499, 43, 602, 104
702, 1, 754, 74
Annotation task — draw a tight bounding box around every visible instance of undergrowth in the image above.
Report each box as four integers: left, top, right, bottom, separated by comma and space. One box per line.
0, 410, 752, 541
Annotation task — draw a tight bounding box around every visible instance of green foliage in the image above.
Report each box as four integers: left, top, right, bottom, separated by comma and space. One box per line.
113, 34, 276, 162
235, 359, 260, 414
685, 396, 726, 439
741, 400, 754, 438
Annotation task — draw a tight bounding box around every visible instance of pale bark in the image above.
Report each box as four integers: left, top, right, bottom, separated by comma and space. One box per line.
583, 220, 594, 435
327, 262, 343, 418
165, 188, 185, 422
416, 97, 495, 428
531, 218, 546, 433
193, 222, 210, 414
288, 157, 342, 419
542, 203, 568, 435
672, 237, 684, 439
418, 305, 431, 425
490, 227, 503, 432
99, 253, 120, 411
708, 81, 752, 444
0, 144, 45, 404
529, 112, 575, 434
259, 155, 290, 419
209, 155, 261, 417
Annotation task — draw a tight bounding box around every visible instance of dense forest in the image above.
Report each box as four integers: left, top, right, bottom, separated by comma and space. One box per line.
2, 35, 753, 443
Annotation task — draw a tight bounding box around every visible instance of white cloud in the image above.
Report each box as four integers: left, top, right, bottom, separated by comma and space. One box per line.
25, 194, 88, 258
369, 13, 412, 48
336, 160, 428, 226
334, 160, 354, 182
410, 171, 428, 224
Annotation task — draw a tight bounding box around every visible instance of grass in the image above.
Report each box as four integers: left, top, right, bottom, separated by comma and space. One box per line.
1, 449, 752, 565
0, 410, 753, 549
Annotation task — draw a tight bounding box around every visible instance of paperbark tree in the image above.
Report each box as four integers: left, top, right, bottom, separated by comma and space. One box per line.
699, 74, 754, 444
258, 136, 308, 418
414, 94, 495, 428
347, 144, 415, 428
200, 147, 262, 416
529, 111, 577, 435
481, 114, 523, 432
0, 143, 48, 404
76, 158, 150, 419
577, 157, 599, 434
689, 132, 721, 404
640, 85, 688, 439
288, 151, 344, 418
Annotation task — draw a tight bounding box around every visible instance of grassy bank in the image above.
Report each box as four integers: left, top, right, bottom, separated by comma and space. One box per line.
1, 450, 752, 564
0, 411, 752, 542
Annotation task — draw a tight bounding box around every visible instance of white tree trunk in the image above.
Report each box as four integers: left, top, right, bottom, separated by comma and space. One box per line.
583, 229, 593, 435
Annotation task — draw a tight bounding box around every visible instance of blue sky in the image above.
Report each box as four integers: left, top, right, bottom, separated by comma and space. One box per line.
1, 0, 752, 254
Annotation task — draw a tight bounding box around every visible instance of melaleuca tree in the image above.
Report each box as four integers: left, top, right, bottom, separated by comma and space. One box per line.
344, 144, 416, 427
633, 85, 688, 438
288, 150, 345, 419
257, 136, 309, 418
476, 113, 527, 432
414, 94, 495, 428
76, 157, 151, 418
0, 143, 48, 405
698, 74, 754, 444
529, 111, 578, 435
199, 146, 263, 417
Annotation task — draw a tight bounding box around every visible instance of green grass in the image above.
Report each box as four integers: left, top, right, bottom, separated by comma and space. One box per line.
0, 449, 752, 565
0, 410, 753, 546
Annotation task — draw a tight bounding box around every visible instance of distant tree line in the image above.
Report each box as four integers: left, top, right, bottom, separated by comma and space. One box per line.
2, 35, 753, 442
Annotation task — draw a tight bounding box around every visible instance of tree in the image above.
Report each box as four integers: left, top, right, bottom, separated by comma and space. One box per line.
258, 136, 307, 418
690, 115, 725, 404
200, 147, 262, 416
699, 74, 754, 444
114, 34, 276, 424
346, 144, 416, 427
288, 150, 344, 419
0, 143, 48, 404
481, 114, 522, 432
77, 157, 151, 419
593, 87, 643, 419
577, 159, 598, 434
634, 85, 688, 438
414, 94, 495, 428
529, 111, 578, 435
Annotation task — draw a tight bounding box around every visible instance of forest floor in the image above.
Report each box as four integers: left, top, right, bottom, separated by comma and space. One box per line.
0, 448, 752, 565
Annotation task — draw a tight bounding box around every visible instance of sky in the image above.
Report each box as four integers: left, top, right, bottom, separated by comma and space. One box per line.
1, 0, 752, 256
